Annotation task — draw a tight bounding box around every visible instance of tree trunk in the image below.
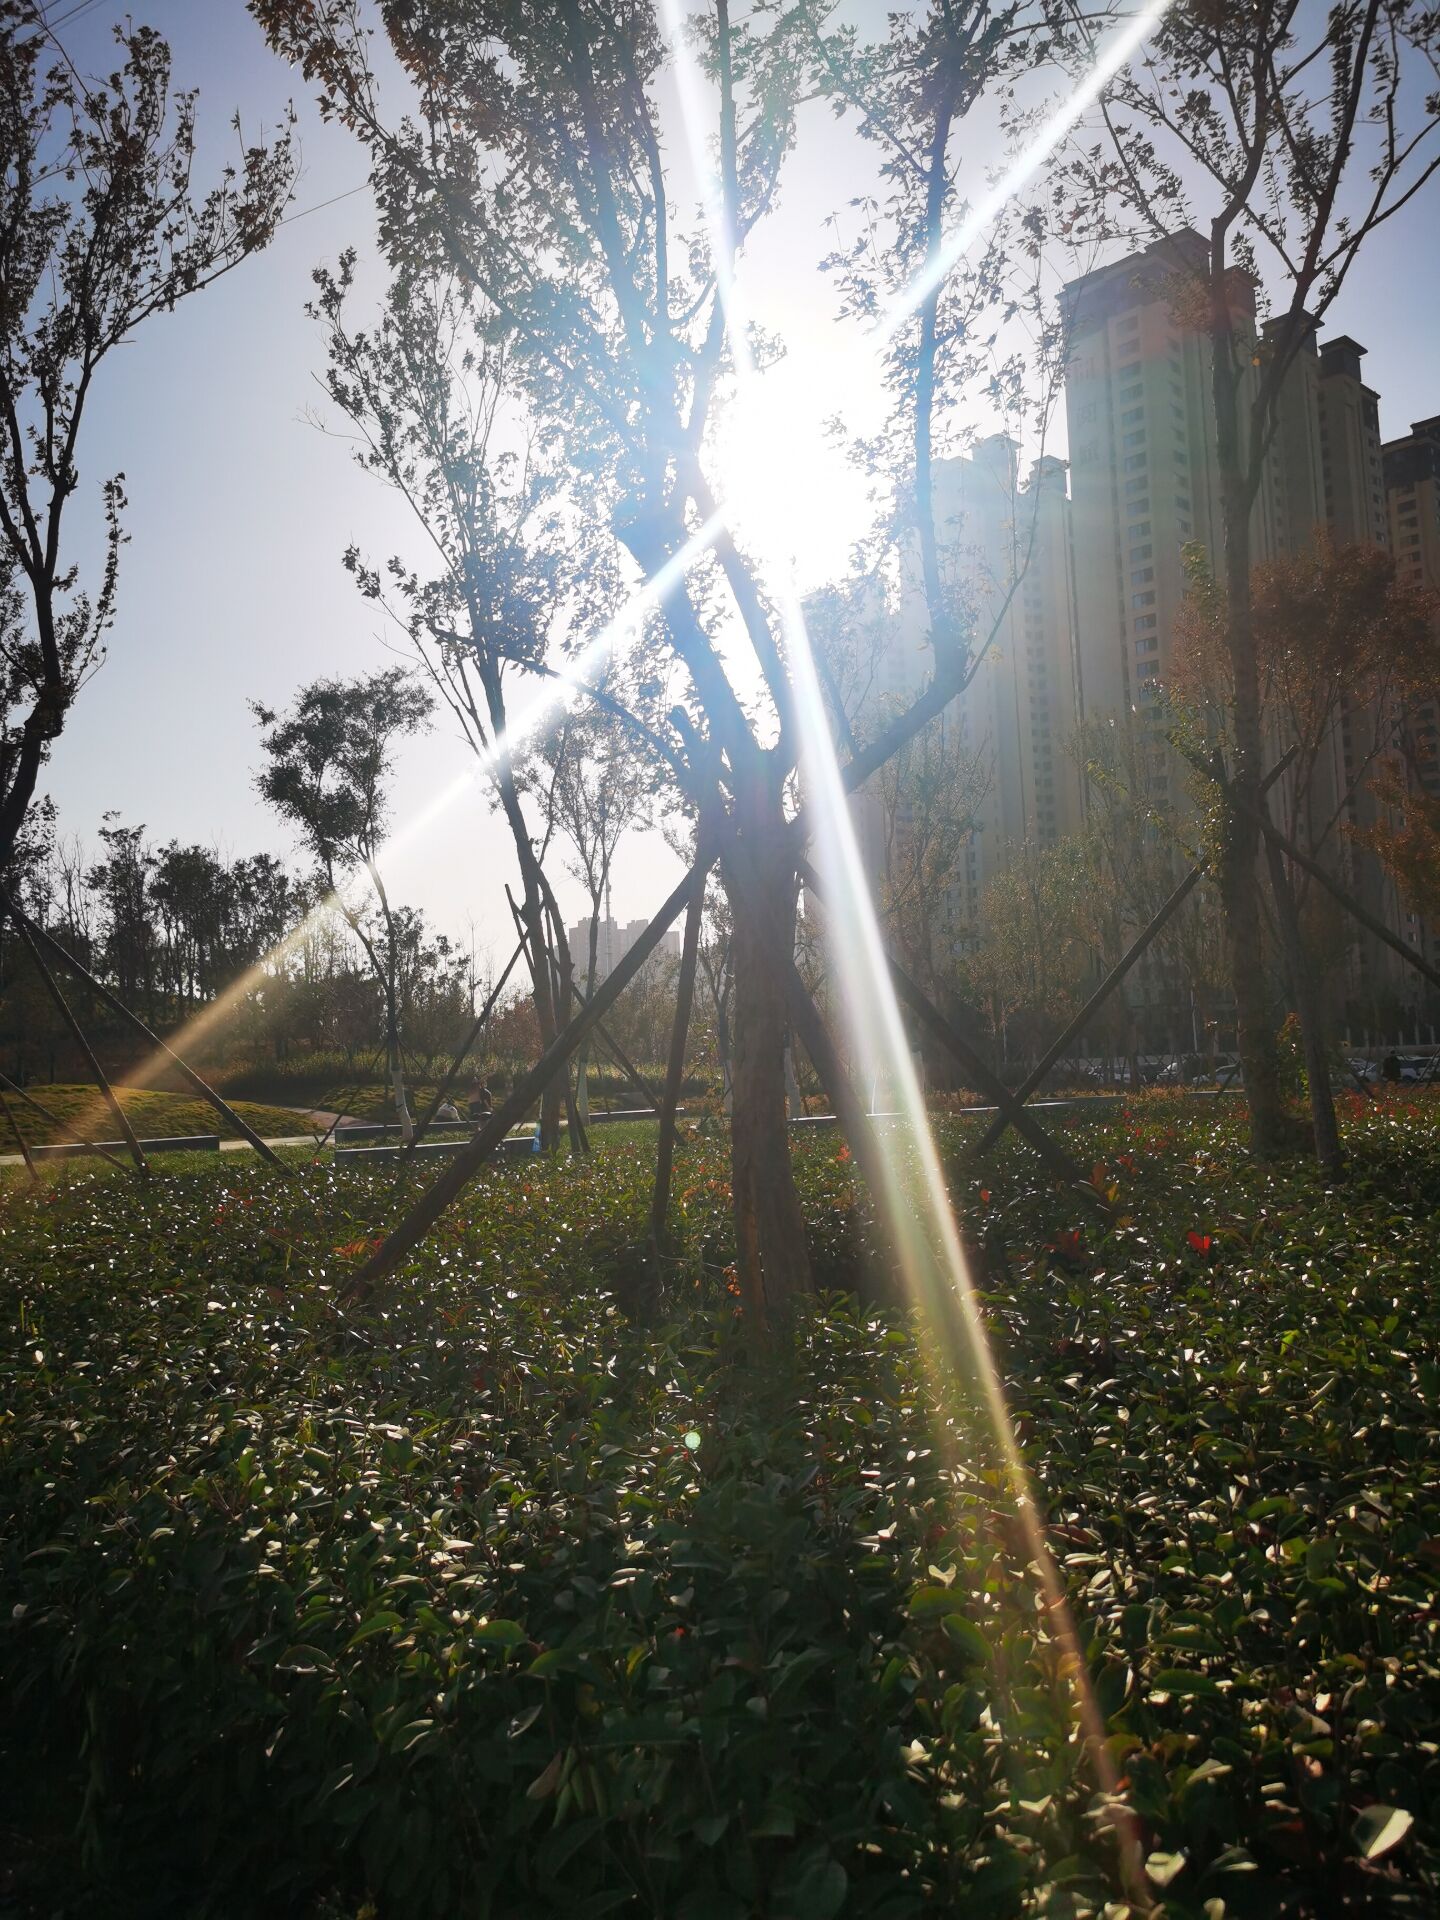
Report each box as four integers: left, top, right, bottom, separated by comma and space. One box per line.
1264, 833, 1344, 1177
577, 905, 603, 1129
545, 902, 588, 1155
1210, 266, 1286, 1157
724, 778, 811, 1328
508, 880, 562, 1150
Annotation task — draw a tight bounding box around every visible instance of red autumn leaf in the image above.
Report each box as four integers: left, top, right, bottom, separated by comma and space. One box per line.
1187, 1230, 1214, 1256
836, 1144, 852, 1163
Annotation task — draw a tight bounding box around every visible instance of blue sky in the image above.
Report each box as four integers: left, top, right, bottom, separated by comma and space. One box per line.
31, 1, 1440, 970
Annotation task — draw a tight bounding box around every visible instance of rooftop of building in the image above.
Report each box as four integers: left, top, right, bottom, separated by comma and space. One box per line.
1382, 414, 1440, 453
1062, 226, 1209, 297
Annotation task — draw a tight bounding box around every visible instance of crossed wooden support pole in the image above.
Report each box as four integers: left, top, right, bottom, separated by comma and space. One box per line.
402, 937, 527, 1155
794, 860, 1102, 1202
978, 740, 1440, 1155
0, 891, 291, 1174
352, 812, 1122, 1295
351, 860, 710, 1296
978, 747, 1297, 1153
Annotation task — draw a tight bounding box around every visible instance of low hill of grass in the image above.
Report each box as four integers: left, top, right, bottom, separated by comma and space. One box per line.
0, 1084, 314, 1151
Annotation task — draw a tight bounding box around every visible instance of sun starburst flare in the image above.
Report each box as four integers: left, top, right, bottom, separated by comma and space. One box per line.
660, 0, 1163, 1897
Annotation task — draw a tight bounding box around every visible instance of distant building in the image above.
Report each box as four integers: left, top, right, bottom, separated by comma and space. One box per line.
567, 915, 681, 987
1317, 336, 1388, 544
842, 434, 1081, 956
1383, 414, 1440, 982
1384, 413, 1440, 799
836, 228, 1436, 1039
1059, 230, 1428, 1027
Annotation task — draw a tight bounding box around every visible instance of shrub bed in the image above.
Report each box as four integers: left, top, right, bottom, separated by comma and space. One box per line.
2, 1103, 1439, 1916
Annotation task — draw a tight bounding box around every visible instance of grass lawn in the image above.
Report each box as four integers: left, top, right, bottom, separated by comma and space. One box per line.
2, 1094, 1438, 1916
0, 1083, 316, 1151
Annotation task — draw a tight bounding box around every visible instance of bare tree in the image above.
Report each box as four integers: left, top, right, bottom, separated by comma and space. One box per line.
0, 8, 295, 871
309, 254, 616, 1150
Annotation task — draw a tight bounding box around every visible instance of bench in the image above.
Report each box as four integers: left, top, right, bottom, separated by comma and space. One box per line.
29, 1134, 222, 1162
334, 1135, 537, 1166
332, 1120, 471, 1143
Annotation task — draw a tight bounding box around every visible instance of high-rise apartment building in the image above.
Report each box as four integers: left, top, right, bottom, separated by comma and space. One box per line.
1317, 337, 1388, 544
1308, 332, 1411, 1007
1057, 231, 1434, 1028
852, 434, 1082, 946
839, 228, 1433, 1036
1387, 416, 1440, 601
566, 915, 681, 985
919, 438, 1083, 930
1062, 227, 1232, 777
1383, 415, 1440, 977
1259, 316, 1324, 557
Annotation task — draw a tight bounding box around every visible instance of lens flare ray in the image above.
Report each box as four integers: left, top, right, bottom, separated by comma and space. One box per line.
879, 0, 1176, 340
660, 0, 1152, 1896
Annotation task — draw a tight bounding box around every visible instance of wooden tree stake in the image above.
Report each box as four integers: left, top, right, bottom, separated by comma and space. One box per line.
0, 894, 291, 1173
649, 876, 705, 1258
978, 747, 1297, 1152
351, 861, 708, 1296
8, 908, 149, 1178
403, 936, 526, 1155
0, 1069, 129, 1171
0, 1084, 38, 1180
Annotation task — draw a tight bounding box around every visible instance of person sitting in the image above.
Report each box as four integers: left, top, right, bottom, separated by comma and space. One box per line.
468, 1081, 493, 1122
1381, 1050, 1402, 1086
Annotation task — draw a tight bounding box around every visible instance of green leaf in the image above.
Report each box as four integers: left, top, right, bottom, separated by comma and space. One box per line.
784, 1857, 848, 1920
527, 1751, 565, 1801
908, 1584, 958, 1620
1353, 1804, 1413, 1860
749, 1803, 796, 1839
1151, 1668, 1221, 1696
346, 1610, 404, 1647
941, 1612, 990, 1667
474, 1617, 527, 1647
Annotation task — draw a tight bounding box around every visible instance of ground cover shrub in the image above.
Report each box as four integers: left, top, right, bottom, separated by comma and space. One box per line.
2, 1102, 1439, 1916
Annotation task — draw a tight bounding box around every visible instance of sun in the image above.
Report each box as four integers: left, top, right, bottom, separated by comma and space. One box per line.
709, 344, 874, 593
